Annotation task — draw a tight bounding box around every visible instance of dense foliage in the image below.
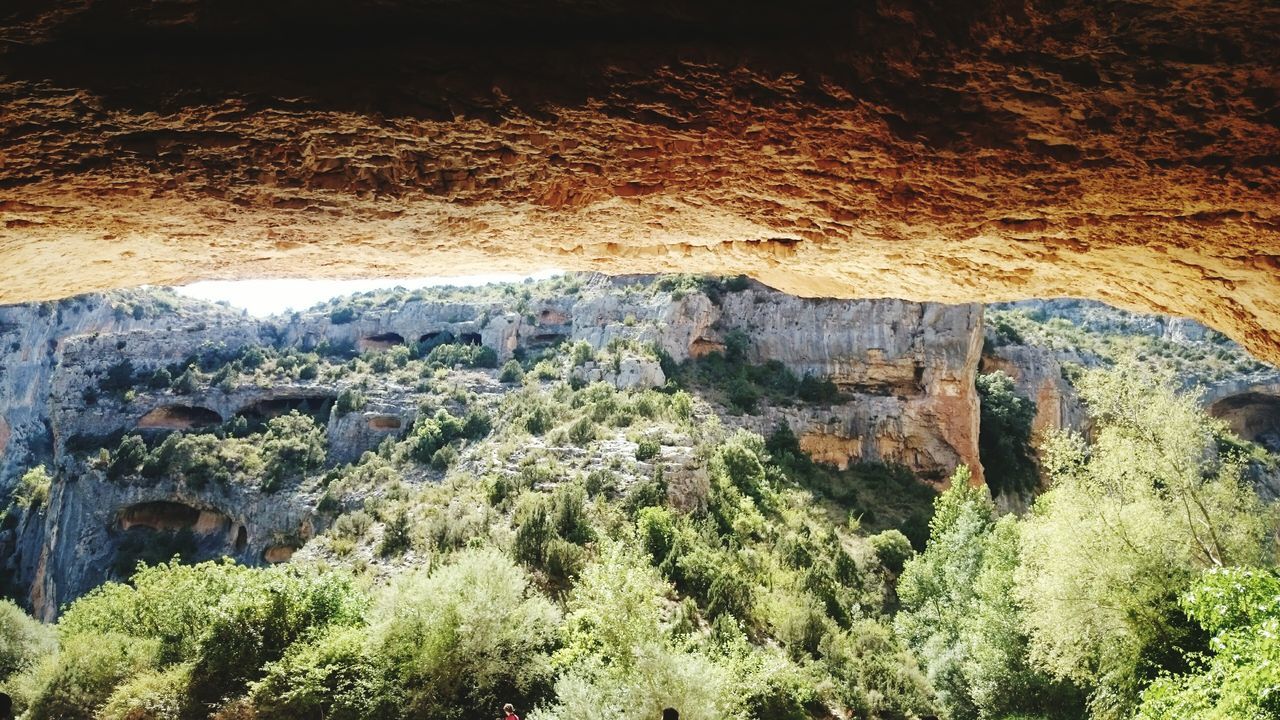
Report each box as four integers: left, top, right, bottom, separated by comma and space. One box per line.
896, 469, 1082, 720
99, 411, 327, 492
1134, 566, 1280, 719
4, 278, 1277, 720
975, 371, 1038, 497
1017, 361, 1272, 719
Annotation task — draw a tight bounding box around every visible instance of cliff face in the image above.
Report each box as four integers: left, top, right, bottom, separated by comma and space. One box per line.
0, 279, 985, 615
0, 300, 139, 492
1, 1, 1278, 364
705, 295, 984, 484
982, 299, 1280, 504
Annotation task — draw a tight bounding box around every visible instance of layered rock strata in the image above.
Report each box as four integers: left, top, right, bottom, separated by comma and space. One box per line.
0, 1, 1277, 363
1, 279, 986, 614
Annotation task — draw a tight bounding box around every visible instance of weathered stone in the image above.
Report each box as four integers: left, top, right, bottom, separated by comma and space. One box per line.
0, 2, 1277, 363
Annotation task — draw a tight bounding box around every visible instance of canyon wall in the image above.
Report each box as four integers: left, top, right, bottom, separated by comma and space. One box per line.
0, 279, 985, 615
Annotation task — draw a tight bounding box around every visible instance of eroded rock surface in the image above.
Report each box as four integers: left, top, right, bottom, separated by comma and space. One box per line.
1, 278, 988, 614
1, 1, 1278, 362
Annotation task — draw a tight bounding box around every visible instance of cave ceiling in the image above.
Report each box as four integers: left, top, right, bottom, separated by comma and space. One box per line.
0, 1, 1277, 361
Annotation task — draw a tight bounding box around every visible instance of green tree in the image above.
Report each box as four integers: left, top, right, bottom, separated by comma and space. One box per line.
541, 543, 736, 720
499, 360, 525, 383
896, 467, 1080, 720
335, 387, 366, 417
975, 371, 1038, 497
1015, 361, 1274, 719
48, 560, 365, 711
11, 633, 159, 720
250, 625, 400, 720
867, 529, 913, 574
261, 411, 327, 490
1134, 567, 1280, 720
372, 549, 560, 719
0, 600, 55, 682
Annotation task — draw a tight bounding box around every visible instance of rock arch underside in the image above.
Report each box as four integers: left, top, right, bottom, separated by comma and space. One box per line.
1210, 391, 1280, 452
1, 1, 1278, 362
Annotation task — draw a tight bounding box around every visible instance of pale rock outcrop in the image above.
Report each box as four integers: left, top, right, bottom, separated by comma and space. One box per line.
26, 471, 315, 620
571, 356, 666, 391
5, 277, 984, 614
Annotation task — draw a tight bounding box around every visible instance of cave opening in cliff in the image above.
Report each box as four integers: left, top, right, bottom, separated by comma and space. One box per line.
1209, 392, 1280, 453
136, 404, 224, 431
359, 332, 406, 351
368, 415, 403, 430
236, 395, 336, 426
528, 332, 569, 349
117, 501, 204, 532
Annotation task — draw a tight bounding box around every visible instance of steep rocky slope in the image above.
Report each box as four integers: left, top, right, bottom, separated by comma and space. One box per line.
1, 276, 986, 617
983, 298, 1280, 502
4, 278, 1276, 618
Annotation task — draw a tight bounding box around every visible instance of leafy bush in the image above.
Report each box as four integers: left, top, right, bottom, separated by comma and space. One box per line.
819, 620, 935, 720
430, 444, 458, 470
706, 566, 753, 622
499, 360, 525, 383
636, 506, 676, 562
335, 388, 366, 418
867, 529, 913, 574
797, 374, 840, 403
108, 434, 149, 481
988, 314, 1025, 346
50, 560, 366, 711
13, 465, 52, 510
171, 368, 200, 395
634, 438, 661, 461
976, 371, 1038, 497
408, 409, 487, 465
380, 510, 413, 558
543, 544, 736, 720
99, 360, 137, 396
249, 625, 398, 720
568, 416, 598, 446
0, 600, 54, 683
330, 306, 357, 324
522, 400, 558, 435
97, 664, 191, 720
12, 633, 160, 720
424, 343, 498, 369
514, 494, 553, 566
551, 483, 594, 545
709, 432, 767, 500
583, 469, 619, 498
148, 367, 172, 389
544, 537, 586, 583
260, 412, 328, 490
371, 549, 560, 719
1135, 567, 1280, 720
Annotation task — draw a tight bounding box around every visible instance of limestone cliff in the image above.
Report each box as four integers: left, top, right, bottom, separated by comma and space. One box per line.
1, 277, 986, 614
982, 299, 1280, 503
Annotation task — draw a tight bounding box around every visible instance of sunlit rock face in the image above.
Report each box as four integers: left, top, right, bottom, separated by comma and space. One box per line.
1, 1, 1277, 361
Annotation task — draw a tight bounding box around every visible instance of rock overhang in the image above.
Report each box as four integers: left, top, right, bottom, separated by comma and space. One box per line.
1, 0, 1277, 361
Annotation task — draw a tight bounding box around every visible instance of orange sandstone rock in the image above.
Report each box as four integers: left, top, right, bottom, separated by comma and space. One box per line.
0, 1, 1276, 360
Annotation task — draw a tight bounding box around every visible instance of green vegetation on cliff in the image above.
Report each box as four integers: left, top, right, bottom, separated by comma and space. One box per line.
1, 280, 1277, 720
